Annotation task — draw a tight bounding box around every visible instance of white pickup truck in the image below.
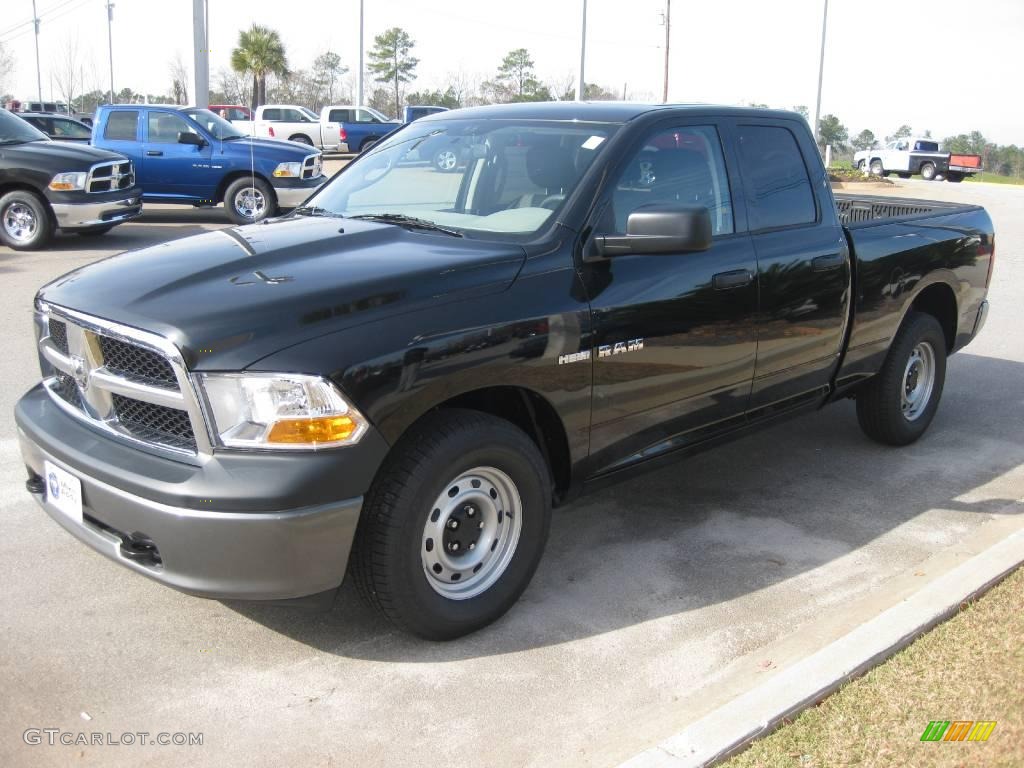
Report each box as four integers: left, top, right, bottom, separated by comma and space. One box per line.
854, 138, 983, 182
234, 105, 342, 151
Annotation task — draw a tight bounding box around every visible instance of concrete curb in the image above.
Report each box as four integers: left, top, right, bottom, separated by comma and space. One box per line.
618, 526, 1024, 768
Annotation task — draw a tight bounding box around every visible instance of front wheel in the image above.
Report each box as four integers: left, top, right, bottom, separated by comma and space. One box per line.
855, 160, 866, 172
856, 312, 947, 446
869, 159, 884, 176
0, 190, 54, 250
224, 177, 276, 224
351, 409, 552, 639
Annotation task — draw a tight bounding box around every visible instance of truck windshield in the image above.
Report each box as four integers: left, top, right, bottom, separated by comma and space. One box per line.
0, 109, 49, 144
302, 118, 617, 240
181, 108, 246, 140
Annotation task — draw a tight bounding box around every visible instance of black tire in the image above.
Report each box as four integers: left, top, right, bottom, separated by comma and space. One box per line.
856, 312, 947, 446
289, 134, 313, 146
947, 172, 964, 183
897, 172, 911, 179
223, 176, 276, 224
0, 189, 54, 251
359, 138, 378, 153
76, 224, 115, 237
351, 409, 552, 640
869, 159, 886, 177
856, 160, 866, 172
433, 148, 460, 173
920, 162, 936, 181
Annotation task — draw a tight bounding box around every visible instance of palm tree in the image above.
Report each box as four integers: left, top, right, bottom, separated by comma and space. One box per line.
230, 25, 288, 109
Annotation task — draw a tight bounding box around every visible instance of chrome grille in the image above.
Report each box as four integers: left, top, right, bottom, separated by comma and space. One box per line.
36, 304, 209, 459
86, 160, 135, 194
99, 336, 177, 388
302, 153, 322, 179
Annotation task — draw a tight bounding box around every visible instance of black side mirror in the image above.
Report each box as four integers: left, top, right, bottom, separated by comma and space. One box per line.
178, 131, 205, 147
594, 204, 712, 257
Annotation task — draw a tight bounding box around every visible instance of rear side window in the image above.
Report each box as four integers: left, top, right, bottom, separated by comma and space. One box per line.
914, 140, 939, 152
737, 125, 816, 230
262, 108, 281, 121
104, 111, 139, 141
328, 109, 351, 123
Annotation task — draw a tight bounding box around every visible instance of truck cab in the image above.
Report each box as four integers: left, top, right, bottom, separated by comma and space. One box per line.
320, 105, 402, 153
92, 105, 326, 223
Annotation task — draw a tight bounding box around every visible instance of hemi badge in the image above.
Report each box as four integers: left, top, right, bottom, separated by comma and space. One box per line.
557, 350, 591, 365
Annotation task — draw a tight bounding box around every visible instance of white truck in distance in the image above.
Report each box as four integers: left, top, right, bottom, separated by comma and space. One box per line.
854, 138, 983, 182
233, 105, 342, 151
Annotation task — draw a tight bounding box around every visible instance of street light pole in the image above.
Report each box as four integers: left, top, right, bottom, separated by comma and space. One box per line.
661, 0, 671, 103
106, 1, 115, 103
575, 0, 587, 101
812, 0, 829, 147
32, 0, 43, 106
356, 0, 364, 106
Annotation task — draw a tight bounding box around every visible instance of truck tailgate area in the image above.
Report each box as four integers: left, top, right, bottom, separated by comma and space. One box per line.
834, 193, 980, 227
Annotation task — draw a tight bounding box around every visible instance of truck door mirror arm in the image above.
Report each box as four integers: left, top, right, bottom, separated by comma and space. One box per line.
177, 131, 206, 148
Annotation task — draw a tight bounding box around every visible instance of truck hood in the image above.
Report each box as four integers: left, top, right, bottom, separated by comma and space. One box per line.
38, 217, 526, 370
219, 136, 315, 161
6, 139, 128, 166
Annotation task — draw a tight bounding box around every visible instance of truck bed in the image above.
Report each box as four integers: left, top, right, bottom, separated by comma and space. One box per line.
834, 193, 981, 227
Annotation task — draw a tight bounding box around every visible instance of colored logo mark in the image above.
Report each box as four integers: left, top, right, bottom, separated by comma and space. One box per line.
920, 720, 996, 742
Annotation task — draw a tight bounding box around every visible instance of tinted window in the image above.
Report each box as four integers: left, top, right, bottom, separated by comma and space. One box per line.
914, 140, 939, 152
228, 108, 249, 121
282, 109, 305, 122
609, 125, 734, 236
52, 118, 91, 139
328, 109, 351, 123
24, 116, 51, 133
104, 110, 139, 141
147, 112, 197, 143
262, 108, 281, 121
737, 125, 816, 230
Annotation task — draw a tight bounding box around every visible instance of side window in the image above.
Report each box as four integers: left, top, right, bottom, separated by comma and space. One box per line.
229, 108, 248, 121
104, 110, 139, 141
328, 109, 350, 123
355, 109, 378, 123
262, 108, 281, 121
608, 125, 734, 236
737, 125, 816, 230
147, 112, 197, 143
282, 109, 304, 122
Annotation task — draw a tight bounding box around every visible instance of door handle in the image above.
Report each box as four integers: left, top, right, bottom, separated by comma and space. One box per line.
813, 253, 845, 271
712, 269, 753, 290
145, 150, 163, 156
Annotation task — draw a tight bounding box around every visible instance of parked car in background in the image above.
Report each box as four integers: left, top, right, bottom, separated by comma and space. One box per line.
320, 105, 402, 153
209, 104, 252, 122
854, 138, 983, 182
91, 105, 325, 223
14, 103, 993, 639
232, 104, 342, 150
403, 105, 449, 122
0, 108, 140, 250
16, 113, 93, 143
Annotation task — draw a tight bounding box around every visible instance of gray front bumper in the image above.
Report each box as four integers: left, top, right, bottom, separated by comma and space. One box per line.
273, 179, 326, 209
50, 195, 142, 230
19, 428, 362, 600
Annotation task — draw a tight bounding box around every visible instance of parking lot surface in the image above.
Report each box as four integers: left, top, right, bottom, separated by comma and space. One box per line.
1, 178, 1022, 767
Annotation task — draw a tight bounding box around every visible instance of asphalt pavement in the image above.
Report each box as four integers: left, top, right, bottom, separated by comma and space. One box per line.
1, 177, 1022, 767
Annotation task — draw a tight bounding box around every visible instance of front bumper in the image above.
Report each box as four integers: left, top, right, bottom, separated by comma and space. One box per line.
50, 194, 142, 230
272, 176, 326, 208
16, 385, 375, 600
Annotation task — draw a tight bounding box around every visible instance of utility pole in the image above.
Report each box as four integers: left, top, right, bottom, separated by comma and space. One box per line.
356, 0, 365, 105
192, 0, 209, 108
32, 0, 43, 106
106, 1, 115, 103
575, 0, 588, 101
812, 0, 829, 147
661, 0, 671, 103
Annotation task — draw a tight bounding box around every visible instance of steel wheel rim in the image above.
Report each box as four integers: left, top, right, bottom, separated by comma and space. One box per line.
422, 466, 523, 600
3, 202, 38, 242
437, 150, 457, 171
901, 341, 936, 421
234, 187, 266, 219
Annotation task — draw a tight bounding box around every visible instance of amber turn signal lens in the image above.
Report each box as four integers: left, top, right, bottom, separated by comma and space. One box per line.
267, 416, 358, 444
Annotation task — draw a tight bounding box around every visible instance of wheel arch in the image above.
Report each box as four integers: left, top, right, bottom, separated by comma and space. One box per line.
907, 280, 958, 352
215, 170, 274, 205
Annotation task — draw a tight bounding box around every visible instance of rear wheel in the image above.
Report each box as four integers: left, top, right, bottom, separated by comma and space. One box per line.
359, 138, 378, 153
856, 160, 866, 172
288, 134, 313, 146
869, 159, 884, 176
920, 162, 937, 181
351, 409, 552, 640
224, 177, 276, 224
947, 172, 964, 183
856, 312, 947, 446
0, 190, 54, 250
433, 148, 459, 172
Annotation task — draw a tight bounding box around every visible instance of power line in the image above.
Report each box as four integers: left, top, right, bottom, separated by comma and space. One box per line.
0, 0, 84, 39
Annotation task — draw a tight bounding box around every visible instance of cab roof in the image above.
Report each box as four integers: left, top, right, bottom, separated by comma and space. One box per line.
416, 101, 806, 124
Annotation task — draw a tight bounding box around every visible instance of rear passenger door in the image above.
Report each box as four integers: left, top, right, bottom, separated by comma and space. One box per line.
583, 121, 759, 474
736, 120, 851, 412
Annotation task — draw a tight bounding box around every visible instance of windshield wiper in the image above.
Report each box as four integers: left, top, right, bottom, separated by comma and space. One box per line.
293, 205, 343, 218
348, 213, 463, 238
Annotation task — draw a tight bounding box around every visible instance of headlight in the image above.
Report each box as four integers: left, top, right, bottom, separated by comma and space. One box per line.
48, 171, 88, 191
198, 373, 368, 449
272, 162, 302, 178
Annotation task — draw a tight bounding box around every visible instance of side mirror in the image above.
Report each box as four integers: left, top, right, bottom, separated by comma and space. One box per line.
594, 204, 712, 257
178, 131, 205, 147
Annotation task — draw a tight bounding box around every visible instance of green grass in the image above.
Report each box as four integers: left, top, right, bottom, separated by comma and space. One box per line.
965, 172, 1024, 185
723, 566, 1024, 768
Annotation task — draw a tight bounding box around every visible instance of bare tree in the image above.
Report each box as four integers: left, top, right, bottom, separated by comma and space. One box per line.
169, 52, 190, 105
215, 67, 251, 106
548, 71, 576, 101
0, 42, 15, 98
52, 36, 83, 114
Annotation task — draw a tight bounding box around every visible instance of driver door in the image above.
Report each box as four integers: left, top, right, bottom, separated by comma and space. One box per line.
140, 109, 215, 200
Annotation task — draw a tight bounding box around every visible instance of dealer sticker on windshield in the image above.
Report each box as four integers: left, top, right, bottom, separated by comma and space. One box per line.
44, 461, 82, 524
581, 135, 605, 150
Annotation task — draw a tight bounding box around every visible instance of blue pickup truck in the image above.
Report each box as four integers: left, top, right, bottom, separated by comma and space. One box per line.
92, 105, 326, 223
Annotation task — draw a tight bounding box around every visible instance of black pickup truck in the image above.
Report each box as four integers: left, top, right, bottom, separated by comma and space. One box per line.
0, 108, 141, 250
15, 103, 994, 639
